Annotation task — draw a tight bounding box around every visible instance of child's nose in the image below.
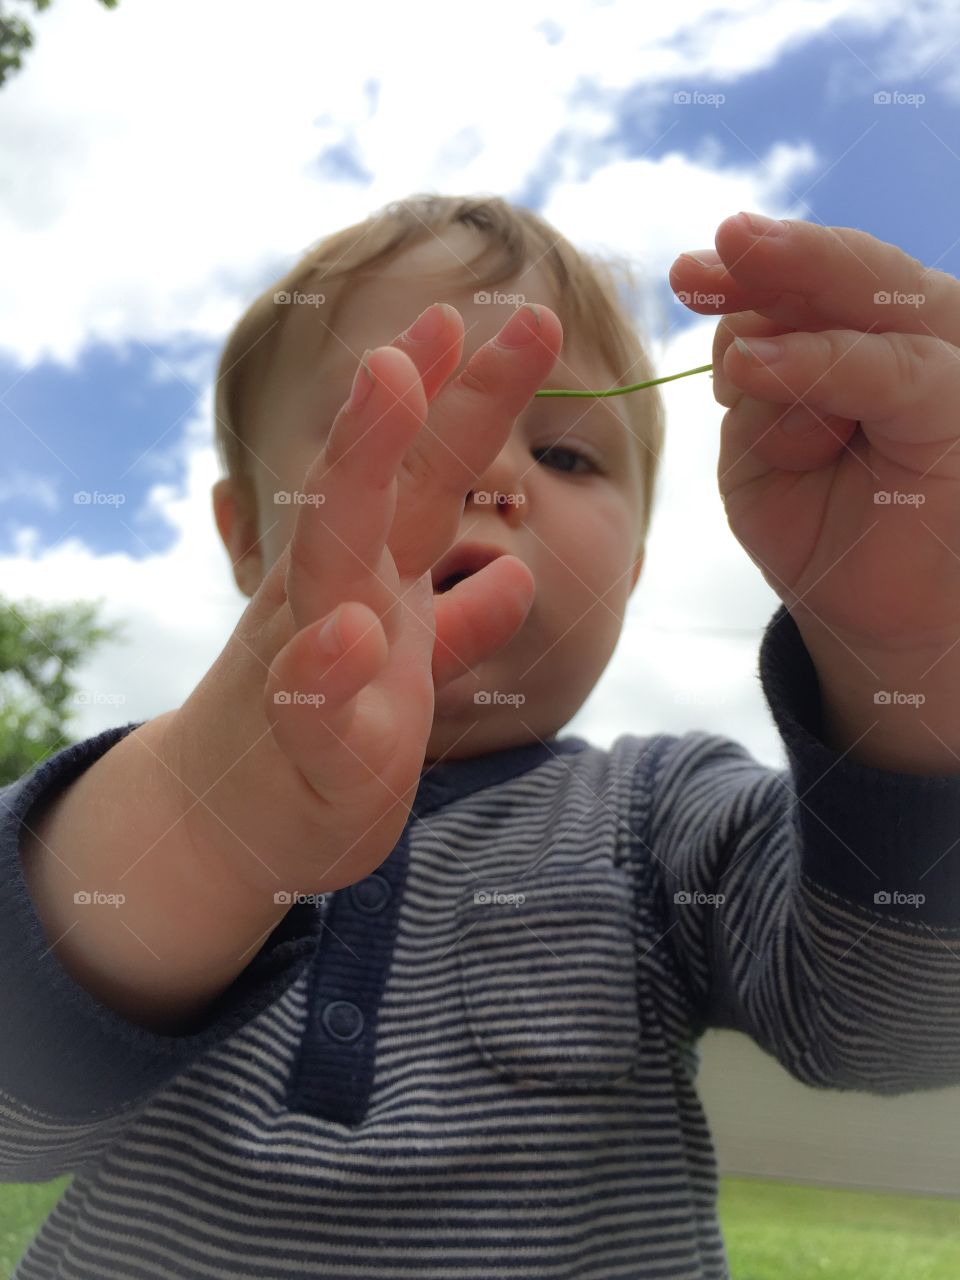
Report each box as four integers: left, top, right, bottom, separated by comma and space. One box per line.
466, 442, 528, 522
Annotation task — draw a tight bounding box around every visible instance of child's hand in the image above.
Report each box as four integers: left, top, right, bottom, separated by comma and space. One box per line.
669, 212, 960, 653
164, 302, 562, 902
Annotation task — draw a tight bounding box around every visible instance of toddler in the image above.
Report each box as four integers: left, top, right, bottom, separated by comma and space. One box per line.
3, 193, 959, 1280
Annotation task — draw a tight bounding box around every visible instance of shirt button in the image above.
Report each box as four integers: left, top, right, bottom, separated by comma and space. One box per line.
321, 1000, 364, 1043
349, 873, 392, 915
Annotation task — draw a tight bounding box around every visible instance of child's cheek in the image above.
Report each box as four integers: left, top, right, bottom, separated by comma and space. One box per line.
555, 492, 636, 594
534, 490, 638, 651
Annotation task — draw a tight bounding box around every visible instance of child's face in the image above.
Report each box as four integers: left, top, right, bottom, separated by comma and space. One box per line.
215, 227, 646, 759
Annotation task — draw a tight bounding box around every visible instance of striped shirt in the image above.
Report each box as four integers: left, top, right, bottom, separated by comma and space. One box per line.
2, 603, 959, 1279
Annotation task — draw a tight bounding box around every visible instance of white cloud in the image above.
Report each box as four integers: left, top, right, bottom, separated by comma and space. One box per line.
0, 470, 60, 511
0, 0, 923, 364
0, 0, 936, 770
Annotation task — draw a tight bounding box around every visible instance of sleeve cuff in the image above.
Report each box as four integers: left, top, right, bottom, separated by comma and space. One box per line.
0, 723, 321, 1119
758, 604, 960, 926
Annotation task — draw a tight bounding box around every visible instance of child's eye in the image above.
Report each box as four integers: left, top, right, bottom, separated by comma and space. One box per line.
531, 445, 598, 475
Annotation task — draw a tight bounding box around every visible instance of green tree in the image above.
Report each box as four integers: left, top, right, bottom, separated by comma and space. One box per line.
1, 0, 118, 90
0, 594, 125, 786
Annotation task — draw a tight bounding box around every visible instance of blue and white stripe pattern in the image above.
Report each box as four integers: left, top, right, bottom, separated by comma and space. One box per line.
1, 604, 959, 1278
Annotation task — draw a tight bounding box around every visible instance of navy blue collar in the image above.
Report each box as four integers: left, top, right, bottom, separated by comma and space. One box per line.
412, 733, 589, 818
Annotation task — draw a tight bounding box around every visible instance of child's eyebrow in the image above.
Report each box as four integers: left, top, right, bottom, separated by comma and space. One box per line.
309, 361, 630, 446
526, 385, 630, 437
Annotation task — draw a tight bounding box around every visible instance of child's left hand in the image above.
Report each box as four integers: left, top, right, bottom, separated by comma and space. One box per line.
669, 212, 960, 656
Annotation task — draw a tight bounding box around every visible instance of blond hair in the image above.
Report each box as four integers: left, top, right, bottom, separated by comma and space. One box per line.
213, 193, 665, 550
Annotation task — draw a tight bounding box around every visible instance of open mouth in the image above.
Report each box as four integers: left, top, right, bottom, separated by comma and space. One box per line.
431, 543, 505, 594
435, 571, 469, 595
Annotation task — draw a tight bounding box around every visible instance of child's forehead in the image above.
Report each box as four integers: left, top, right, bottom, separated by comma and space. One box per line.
347, 240, 559, 332
269, 230, 628, 436
327, 258, 613, 388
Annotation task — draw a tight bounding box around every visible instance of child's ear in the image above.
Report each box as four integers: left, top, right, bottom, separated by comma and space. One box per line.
212, 476, 264, 599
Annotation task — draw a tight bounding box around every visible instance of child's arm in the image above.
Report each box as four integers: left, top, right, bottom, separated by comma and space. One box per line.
17, 711, 298, 1033
12, 304, 560, 1036
658, 215, 960, 1090
0, 302, 562, 1181
641, 603, 960, 1095
0, 723, 321, 1181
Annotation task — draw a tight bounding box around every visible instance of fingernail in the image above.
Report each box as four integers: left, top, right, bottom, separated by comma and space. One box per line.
317, 607, 342, 656
678, 250, 722, 269
496, 304, 541, 348
734, 336, 782, 363
405, 303, 446, 343
738, 211, 788, 238
348, 350, 375, 411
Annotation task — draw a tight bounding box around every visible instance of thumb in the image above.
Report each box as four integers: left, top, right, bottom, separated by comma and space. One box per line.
431, 556, 535, 689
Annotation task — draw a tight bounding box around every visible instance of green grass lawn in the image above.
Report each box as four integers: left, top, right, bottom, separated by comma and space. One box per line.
0, 1174, 958, 1277
719, 1176, 960, 1279
0, 1175, 70, 1279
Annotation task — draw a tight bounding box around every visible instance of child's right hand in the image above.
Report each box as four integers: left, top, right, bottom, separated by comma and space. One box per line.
162, 302, 562, 904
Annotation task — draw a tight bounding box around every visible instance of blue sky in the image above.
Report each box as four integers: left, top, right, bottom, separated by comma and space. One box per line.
5, 6, 955, 562
1, 0, 957, 752
1, 341, 203, 556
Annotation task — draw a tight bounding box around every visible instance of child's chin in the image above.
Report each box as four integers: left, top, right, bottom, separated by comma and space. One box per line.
432, 666, 484, 719
432, 665, 533, 727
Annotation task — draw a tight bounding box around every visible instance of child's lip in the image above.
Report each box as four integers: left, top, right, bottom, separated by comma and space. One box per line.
431, 542, 507, 593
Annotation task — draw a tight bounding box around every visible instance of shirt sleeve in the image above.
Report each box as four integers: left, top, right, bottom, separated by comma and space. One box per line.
0, 722, 322, 1180
642, 603, 960, 1095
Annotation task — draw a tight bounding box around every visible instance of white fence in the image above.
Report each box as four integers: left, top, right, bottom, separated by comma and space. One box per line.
697, 1028, 960, 1196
